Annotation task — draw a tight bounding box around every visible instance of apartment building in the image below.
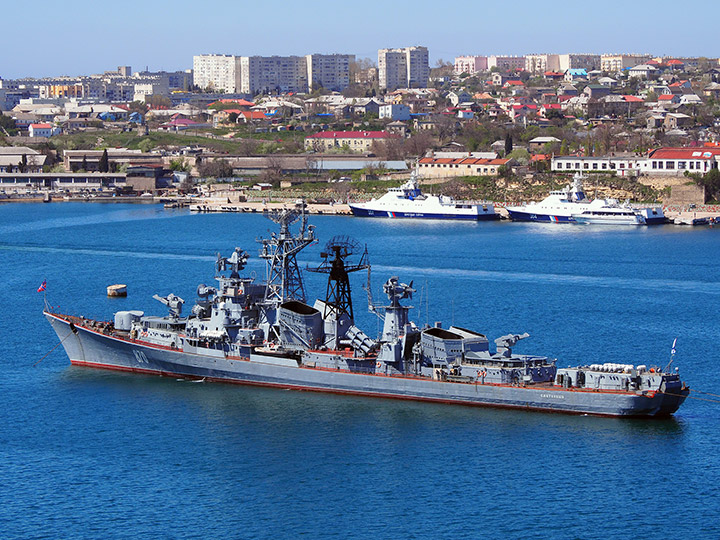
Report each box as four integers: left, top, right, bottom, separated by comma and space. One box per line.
601, 54, 653, 73
454, 56, 488, 75
38, 84, 83, 99
558, 54, 601, 72
193, 54, 242, 93
378, 46, 429, 90
487, 55, 526, 71
239, 56, 307, 94
306, 54, 354, 92
525, 54, 561, 74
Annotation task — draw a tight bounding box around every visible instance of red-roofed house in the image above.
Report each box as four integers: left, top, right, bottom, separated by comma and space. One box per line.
669, 80, 692, 92
540, 103, 563, 117
29, 123, 59, 138
509, 103, 537, 122
238, 110, 271, 123
544, 71, 564, 81
304, 131, 400, 152
216, 109, 244, 123
418, 156, 510, 178
658, 94, 680, 104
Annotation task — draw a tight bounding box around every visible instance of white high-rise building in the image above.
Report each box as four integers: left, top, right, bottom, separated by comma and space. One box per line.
238, 56, 308, 94
306, 54, 354, 91
193, 54, 241, 93
378, 46, 429, 90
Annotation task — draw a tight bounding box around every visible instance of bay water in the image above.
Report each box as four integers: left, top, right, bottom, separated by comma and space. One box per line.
1, 203, 719, 539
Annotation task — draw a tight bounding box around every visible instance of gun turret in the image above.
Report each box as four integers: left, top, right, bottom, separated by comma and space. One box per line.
153, 293, 185, 319
494, 332, 530, 358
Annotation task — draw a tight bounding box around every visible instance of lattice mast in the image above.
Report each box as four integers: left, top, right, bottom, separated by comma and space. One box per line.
258, 204, 316, 305
308, 236, 369, 320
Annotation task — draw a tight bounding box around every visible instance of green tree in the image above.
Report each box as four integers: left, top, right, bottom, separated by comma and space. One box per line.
508, 147, 531, 165
696, 168, 720, 202
81, 155, 88, 171
169, 158, 190, 172
18, 154, 27, 173
559, 139, 569, 155
504, 134, 513, 156
98, 148, 109, 173
138, 139, 154, 153
228, 112, 239, 124
0, 113, 18, 135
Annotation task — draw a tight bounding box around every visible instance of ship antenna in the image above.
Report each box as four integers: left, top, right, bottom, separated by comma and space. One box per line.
362, 247, 383, 320
664, 337, 678, 373
425, 279, 429, 326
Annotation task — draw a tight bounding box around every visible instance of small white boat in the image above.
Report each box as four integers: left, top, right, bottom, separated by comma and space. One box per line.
571, 201, 646, 225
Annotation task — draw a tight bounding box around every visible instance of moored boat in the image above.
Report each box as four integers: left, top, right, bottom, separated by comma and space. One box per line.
349, 169, 499, 221
571, 201, 646, 225
507, 173, 667, 225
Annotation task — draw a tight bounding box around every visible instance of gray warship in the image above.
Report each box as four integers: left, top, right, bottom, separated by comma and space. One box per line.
44, 205, 689, 417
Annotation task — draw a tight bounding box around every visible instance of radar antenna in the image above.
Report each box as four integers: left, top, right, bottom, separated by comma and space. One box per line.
308, 236, 369, 320
216, 248, 248, 279
258, 201, 316, 304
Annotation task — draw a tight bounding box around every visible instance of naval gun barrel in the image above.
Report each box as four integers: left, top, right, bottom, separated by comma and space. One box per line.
153, 293, 185, 318
494, 332, 530, 357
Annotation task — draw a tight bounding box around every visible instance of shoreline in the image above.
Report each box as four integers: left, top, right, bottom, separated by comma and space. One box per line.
2, 195, 719, 224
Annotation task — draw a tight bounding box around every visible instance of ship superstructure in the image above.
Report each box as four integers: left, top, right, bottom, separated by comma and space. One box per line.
44, 204, 688, 417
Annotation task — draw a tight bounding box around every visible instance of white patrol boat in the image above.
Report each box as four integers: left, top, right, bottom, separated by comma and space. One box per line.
349, 168, 499, 221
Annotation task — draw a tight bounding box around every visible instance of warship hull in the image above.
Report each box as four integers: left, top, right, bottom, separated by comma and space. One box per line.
46, 313, 686, 417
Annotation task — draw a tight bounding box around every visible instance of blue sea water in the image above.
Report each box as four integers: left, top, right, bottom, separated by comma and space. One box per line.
1, 202, 720, 539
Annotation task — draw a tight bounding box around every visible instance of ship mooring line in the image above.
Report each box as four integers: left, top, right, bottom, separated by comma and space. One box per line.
661, 391, 720, 405
688, 389, 720, 399
34, 331, 72, 367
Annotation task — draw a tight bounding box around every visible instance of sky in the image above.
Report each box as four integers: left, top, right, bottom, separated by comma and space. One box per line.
2, 0, 718, 79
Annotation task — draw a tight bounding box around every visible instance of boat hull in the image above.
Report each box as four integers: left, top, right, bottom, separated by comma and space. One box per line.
572, 216, 644, 225
46, 312, 686, 417
349, 204, 500, 221
506, 209, 575, 223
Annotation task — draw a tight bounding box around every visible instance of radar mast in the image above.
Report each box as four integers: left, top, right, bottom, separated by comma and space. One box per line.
258, 202, 316, 305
